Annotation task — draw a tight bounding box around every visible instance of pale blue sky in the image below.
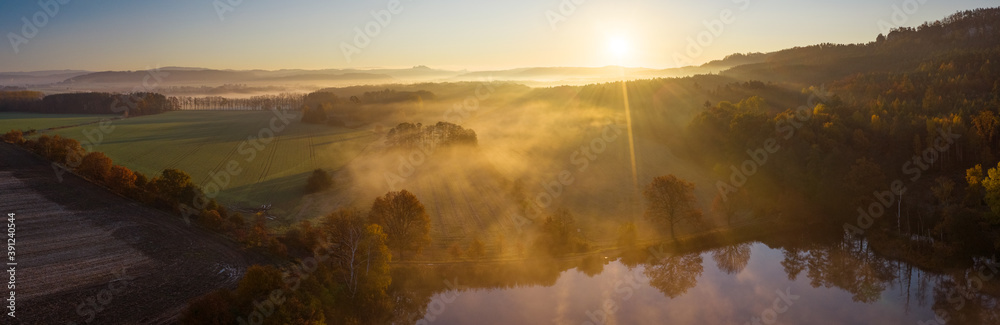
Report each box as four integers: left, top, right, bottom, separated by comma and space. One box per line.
0, 0, 995, 71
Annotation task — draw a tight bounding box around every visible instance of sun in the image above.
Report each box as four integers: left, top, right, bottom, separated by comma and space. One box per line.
607, 36, 630, 58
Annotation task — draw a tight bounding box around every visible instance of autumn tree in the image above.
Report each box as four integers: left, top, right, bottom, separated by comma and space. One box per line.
33, 135, 84, 167
107, 165, 137, 192
322, 209, 392, 299
965, 164, 985, 206
368, 190, 431, 259
149, 168, 200, 205
982, 162, 1000, 223
234, 265, 284, 308
134, 171, 149, 188
643, 175, 703, 241
242, 214, 271, 248
77, 152, 113, 182
2, 130, 23, 144
300, 103, 329, 124
972, 110, 998, 155
353, 225, 392, 315
284, 220, 323, 255
536, 208, 588, 255
200, 209, 224, 231
305, 168, 333, 193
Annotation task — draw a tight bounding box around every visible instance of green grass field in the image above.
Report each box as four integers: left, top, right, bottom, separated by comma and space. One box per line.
0, 112, 119, 132
45, 110, 376, 214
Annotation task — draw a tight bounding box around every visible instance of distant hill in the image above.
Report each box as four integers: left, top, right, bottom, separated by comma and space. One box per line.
720, 7, 1000, 85
0, 70, 92, 86
450, 54, 772, 84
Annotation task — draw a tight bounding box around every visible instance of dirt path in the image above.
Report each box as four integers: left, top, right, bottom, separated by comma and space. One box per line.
0, 143, 267, 324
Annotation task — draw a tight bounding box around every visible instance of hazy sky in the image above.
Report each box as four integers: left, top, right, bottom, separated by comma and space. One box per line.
0, 0, 995, 72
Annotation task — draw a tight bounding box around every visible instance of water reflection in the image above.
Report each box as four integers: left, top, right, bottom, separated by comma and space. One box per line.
644, 253, 703, 298
392, 237, 999, 324
712, 243, 752, 275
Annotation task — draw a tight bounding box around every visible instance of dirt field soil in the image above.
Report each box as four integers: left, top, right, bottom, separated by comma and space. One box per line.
0, 143, 265, 324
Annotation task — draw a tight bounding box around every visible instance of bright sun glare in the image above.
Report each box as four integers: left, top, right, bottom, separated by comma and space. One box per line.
607, 36, 630, 59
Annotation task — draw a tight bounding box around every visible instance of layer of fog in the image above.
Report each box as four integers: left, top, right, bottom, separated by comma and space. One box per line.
300, 80, 719, 248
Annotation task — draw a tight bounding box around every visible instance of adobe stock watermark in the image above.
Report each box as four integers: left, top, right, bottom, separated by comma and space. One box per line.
384, 77, 499, 191
579, 264, 649, 325
877, 0, 928, 35
179, 108, 298, 224
545, 0, 589, 31
341, 0, 414, 63
53, 67, 171, 183
66, 267, 135, 325
508, 119, 625, 233
744, 287, 799, 325
918, 258, 1000, 325
844, 127, 961, 236
715, 86, 832, 202
414, 278, 468, 325
7, 0, 73, 54
672, 0, 752, 67
213, 0, 245, 22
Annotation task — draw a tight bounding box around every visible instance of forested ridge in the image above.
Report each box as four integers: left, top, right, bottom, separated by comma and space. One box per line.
676, 8, 1000, 256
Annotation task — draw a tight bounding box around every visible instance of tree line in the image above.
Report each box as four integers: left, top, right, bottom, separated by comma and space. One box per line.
1, 129, 284, 254
172, 93, 304, 111
0, 91, 177, 116
299, 89, 436, 125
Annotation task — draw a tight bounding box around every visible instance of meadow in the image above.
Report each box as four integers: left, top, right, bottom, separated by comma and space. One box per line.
44, 110, 376, 216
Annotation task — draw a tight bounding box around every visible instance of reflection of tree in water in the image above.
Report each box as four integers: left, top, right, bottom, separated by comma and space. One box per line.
711, 243, 751, 275
778, 237, 895, 303
930, 267, 1000, 325
775, 237, 1000, 324
578, 255, 609, 277
780, 247, 808, 281
387, 237, 1000, 324
644, 253, 704, 298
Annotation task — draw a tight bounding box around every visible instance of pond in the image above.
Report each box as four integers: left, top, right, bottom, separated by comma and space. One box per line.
408, 239, 999, 325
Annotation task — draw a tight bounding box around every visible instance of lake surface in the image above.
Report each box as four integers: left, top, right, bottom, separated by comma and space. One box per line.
412, 240, 999, 325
